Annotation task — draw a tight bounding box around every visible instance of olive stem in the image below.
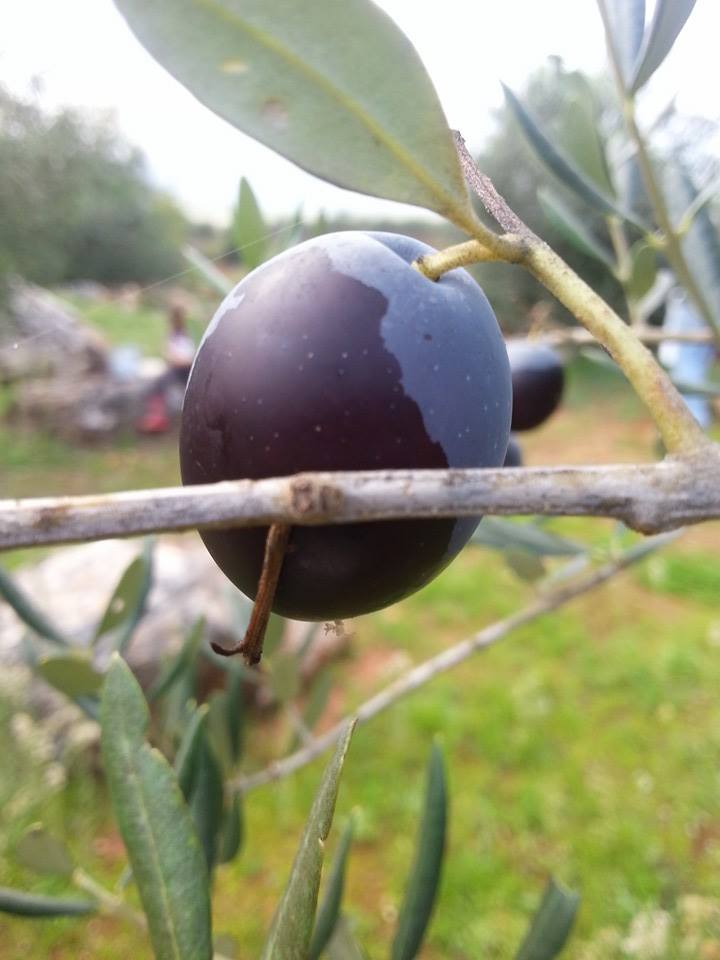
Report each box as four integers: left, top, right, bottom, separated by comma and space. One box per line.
413, 238, 501, 277
210, 522, 291, 664
412, 140, 711, 455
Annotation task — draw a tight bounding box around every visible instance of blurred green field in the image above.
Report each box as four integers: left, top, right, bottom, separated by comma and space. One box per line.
1, 345, 719, 959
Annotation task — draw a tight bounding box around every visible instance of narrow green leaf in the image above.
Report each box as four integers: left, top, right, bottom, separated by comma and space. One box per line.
677, 170, 720, 232
174, 707, 224, 872
36, 654, 103, 700
112, 0, 472, 224
175, 704, 226, 870
204, 690, 232, 772
627, 242, 657, 301
503, 85, 646, 231
260, 721, 356, 960
0, 887, 96, 918
514, 878, 580, 960
226, 668, 246, 764
391, 743, 447, 960
15, 825, 74, 877
601, 0, 646, 87
174, 703, 209, 795
0, 565, 68, 645
615, 156, 647, 218
471, 518, 585, 557
309, 818, 355, 960
218, 793, 244, 864
630, 0, 698, 93
664, 163, 720, 332
233, 177, 267, 270
537, 188, 615, 268
556, 74, 614, 196
101, 656, 212, 960
94, 540, 154, 653
504, 549, 546, 583
148, 617, 204, 703
268, 650, 301, 703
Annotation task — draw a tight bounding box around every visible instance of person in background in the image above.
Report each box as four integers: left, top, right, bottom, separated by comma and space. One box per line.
137, 303, 195, 433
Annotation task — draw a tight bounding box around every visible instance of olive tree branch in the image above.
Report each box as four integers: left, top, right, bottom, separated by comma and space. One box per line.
416, 135, 710, 455
231, 532, 675, 794
3, 451, 720, 552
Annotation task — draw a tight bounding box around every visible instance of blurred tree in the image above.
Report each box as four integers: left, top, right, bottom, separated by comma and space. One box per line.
0, 86, 187, 290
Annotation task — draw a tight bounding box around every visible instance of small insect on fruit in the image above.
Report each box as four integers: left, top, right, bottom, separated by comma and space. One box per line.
180, 232, 512, 626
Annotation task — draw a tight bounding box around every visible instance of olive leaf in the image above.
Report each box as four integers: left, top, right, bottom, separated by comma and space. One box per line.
260, 721, 356, 960
101, 656, 212, 960
391, 743, 447, 960
14, 825, 74, 877
599, 0, 646, 88
664, 163, 720, 333
538, 188, 615, 269
514, 878, 580, 960
0, 565, 69, 645
627, 242, 657, 302
113, 0, 473, 226
309, 817, 355, 960
630, 0, 698, 93
36, 653, 104, 700
503, 85, 647, 233
0, 887, 96, 918
233, 177, 267, 270
93, 539, 154, 654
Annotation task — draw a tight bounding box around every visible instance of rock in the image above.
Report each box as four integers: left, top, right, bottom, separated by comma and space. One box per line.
0, 536, 351, 704
0, 279, 108, 383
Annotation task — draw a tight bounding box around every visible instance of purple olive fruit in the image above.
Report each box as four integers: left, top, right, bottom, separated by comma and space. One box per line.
507, 341, 564, 432
180, 232, 512, 620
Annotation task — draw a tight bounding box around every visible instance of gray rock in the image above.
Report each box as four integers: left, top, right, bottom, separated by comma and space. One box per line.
0, 279, 108, 383
0, 536, 350, 700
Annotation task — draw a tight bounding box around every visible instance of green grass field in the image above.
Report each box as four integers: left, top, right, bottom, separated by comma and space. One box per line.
1, 344, 719, 958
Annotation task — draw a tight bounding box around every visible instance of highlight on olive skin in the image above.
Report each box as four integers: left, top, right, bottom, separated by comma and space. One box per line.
180, 231, 512, 621
506, 341, 565, 432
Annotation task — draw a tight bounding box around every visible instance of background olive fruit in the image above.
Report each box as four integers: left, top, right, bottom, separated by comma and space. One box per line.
180, 231, 512, 621
503, 435, 523, 467
507, 341, 564, 431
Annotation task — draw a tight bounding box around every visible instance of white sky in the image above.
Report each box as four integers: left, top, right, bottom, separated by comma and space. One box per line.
0, 0, 717, 225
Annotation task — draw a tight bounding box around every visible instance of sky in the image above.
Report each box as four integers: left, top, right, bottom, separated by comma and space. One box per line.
0, 0, 718, 226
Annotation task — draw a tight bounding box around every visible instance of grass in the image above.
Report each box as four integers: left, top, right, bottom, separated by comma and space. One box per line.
1, 340, 719, 958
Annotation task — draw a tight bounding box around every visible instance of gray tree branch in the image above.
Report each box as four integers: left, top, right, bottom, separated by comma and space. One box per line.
1, 452, 719, 552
